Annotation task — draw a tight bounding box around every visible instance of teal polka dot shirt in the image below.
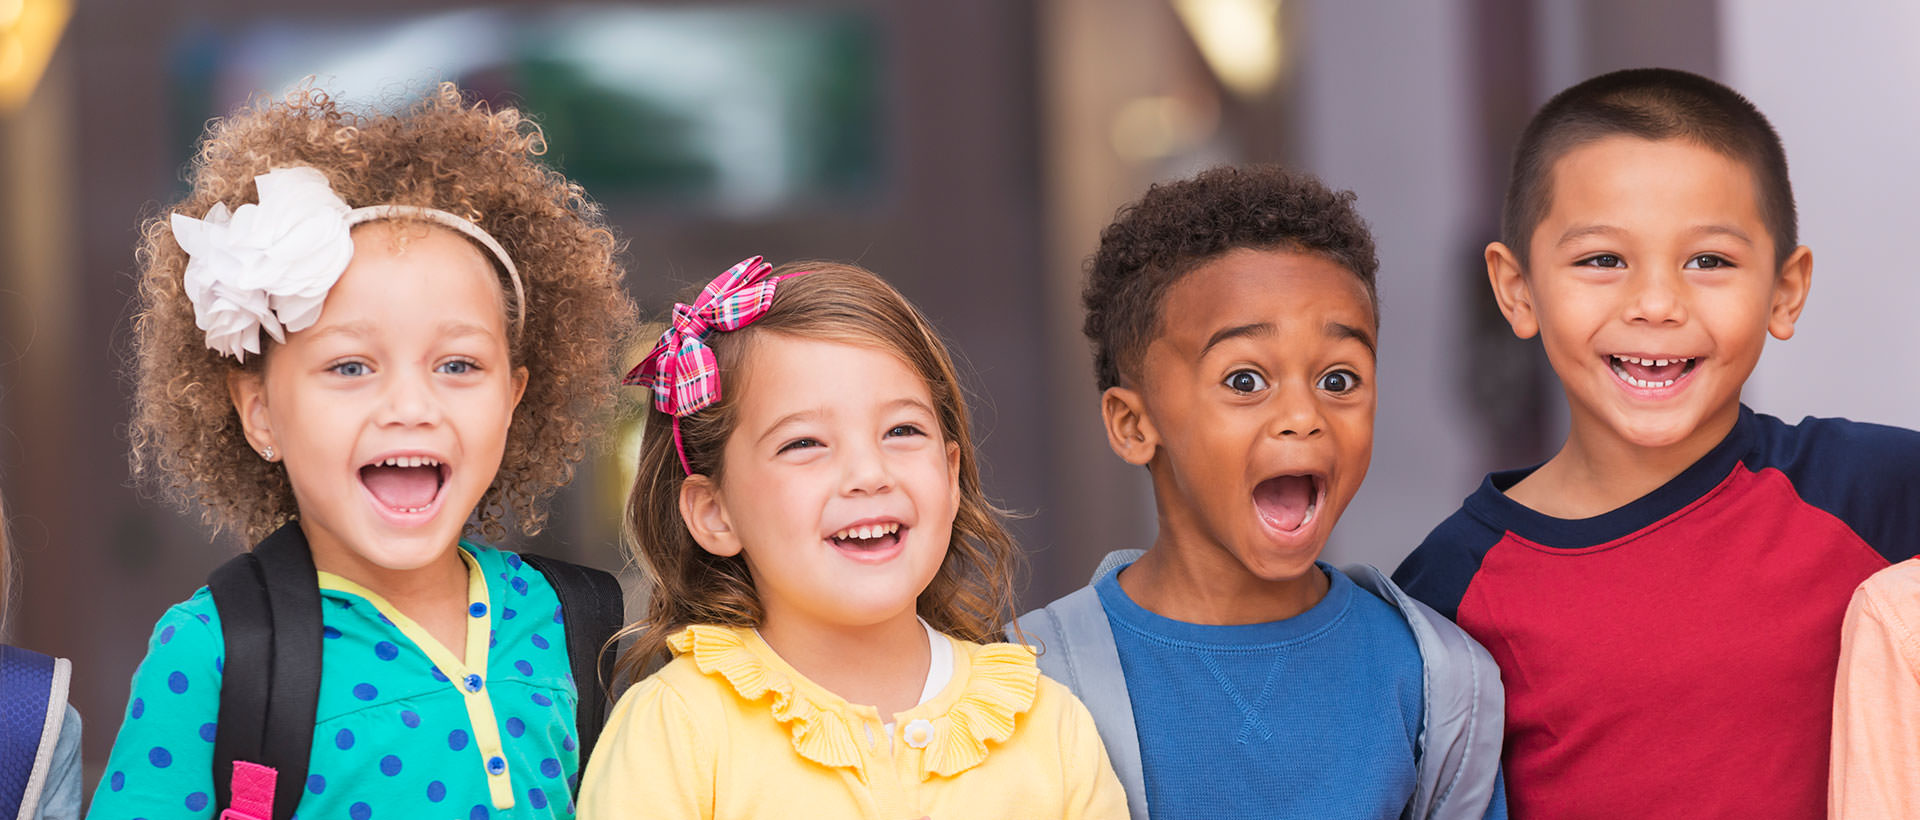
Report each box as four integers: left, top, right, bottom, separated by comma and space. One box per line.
90, 544, 582, 820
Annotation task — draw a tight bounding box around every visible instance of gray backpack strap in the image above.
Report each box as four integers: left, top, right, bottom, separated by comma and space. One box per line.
1343, 564, 1505, 820
1010, 554, 1149, 820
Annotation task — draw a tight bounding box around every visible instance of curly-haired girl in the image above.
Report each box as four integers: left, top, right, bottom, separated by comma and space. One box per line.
93, 83, 637, 820
576, 257, 1126, 819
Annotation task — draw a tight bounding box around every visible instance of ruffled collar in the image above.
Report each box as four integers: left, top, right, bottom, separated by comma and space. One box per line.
667, 624, 1038, 779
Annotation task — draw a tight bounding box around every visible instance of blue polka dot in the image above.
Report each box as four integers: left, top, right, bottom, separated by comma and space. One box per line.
489, 630, 497, 649
448, 729, 469, 751
335, 728, 355, 750
335, 599, 353, 609
198, 722, 217, 742
195, 612, 210, 624
353, 683, 378, 701
429, 666, 448, 683
502, 608, 517, 620
380, 754, 402, 776
306, 774, 325, 794
110, 771, 125, 792
130, 698, 144, 719
186, 792, 208, 811
215, 657, 224, 673
469, 805, 488, 820
514, 660, 533, 676
374, 641, 399, 661
427, 781, 447, 803
562, 735, 576, 752
528, 789, 547, 810
531, 693, 552, 707
149, 747, 172, 768
469, 602, 487, 618
531, 634, 549, 650
540, 758, 562, 778
552, 606, 564, 624
401, 710, 420, 728
506, 553, 524, 569
168, 671, 189, 694
350, 802, 371, 820
159, 625, 176, 644
323, 626, 342, 639
505, 717, 525, 738
377, 613, 394, 626
511, 577, 529, 595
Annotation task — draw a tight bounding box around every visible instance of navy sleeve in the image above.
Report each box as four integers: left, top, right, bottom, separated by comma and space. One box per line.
1755, 415, 1920, 564
1392, 508, 1504, 623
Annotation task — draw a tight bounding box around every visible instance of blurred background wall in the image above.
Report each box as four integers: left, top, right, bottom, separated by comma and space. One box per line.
1, 0, 1915, 787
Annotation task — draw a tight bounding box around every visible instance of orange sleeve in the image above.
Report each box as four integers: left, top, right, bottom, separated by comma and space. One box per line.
1831, 563, 1920, 820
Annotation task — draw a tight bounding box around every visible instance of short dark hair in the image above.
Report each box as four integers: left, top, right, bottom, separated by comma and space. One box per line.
1503, 67, 1796, 267
1083, 165, 1379, 392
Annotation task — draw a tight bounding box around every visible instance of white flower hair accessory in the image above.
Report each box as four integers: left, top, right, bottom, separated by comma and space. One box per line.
170, 166, 526, 361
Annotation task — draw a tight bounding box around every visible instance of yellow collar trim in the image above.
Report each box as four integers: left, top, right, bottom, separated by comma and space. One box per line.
317, 547, 516, 810
667, 624, 1039, 779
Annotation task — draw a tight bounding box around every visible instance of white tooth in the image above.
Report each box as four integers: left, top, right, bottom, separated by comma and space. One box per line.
1655, 359, 1669, 367
860, 526, 874, 539
408, 456, 421, 468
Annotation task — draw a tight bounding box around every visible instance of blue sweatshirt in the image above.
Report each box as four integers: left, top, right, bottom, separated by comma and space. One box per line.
1096, 562, 1433, 818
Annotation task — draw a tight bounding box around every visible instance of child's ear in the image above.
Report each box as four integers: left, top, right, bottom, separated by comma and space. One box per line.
1486, 241, 1540, 340
1101, 386, 1160, 466
510, 365, 530, 410
226, 369, 278, 461
1768, 246, 1814, 341
679, 474, 743, 558
945, 440, 961, 510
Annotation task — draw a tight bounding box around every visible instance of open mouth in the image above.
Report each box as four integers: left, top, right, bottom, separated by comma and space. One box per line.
828, 521, 904, 554
1608, 354, 1699, 389
359, 455, 450, 516
1254, 474, 1322, 534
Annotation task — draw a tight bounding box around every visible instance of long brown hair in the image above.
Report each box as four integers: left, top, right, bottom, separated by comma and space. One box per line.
614, 261, 1020, 682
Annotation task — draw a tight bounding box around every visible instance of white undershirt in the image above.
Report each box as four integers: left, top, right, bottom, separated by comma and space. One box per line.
886, 619, 954, 732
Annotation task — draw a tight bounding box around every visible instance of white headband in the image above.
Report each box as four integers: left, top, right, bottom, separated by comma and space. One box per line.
170, 166, 527, 361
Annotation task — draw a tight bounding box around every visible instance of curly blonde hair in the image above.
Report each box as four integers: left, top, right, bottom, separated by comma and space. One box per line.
128, 83, 638, 543
614, 262, 1023, 682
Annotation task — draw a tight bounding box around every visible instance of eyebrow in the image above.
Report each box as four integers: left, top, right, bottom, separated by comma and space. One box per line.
1556, 223, 1755, 248
1198, 323, 1274, 360
1327, 321, 1377, 355
753, 397, 939, 447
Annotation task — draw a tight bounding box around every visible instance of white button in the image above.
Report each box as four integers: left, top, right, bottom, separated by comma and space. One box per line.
903, 718, 934, 749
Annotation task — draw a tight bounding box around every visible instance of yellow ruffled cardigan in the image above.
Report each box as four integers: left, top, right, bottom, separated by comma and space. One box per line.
578, 624, 1128, 819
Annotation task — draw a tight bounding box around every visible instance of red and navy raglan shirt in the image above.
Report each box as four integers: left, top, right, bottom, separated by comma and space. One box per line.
1393, 405, 1920, 820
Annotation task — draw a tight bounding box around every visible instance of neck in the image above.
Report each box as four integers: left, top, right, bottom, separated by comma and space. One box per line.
300, 520, 470, 653
1515, 402, 1741, 519
757, 608, 931, 718
1122, 507, 1329, 625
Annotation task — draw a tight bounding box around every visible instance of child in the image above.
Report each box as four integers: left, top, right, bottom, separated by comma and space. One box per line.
1016, 166, 1506, 820
93, 84, 637, 820
578, 257, 1128, 819
1831, 558, 1920, 818
0, 488, 83, 820
1392, 68, 1920, 818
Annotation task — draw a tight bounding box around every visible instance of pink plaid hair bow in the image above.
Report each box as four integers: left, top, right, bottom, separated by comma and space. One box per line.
624, 255, 794, 473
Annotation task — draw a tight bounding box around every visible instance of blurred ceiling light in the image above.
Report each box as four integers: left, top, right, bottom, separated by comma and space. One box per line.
1170, 0, 1285, 98
0, 0, 68, 113
1111, 95, 1219, 162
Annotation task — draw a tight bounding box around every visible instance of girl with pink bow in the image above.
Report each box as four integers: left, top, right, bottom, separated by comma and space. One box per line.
579, 258, 1127, 819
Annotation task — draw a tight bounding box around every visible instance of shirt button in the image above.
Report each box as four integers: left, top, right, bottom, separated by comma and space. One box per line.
903, 719, 934, 749
465, 674, 484, 693
486, 756, 507, 776
469, 602, 488, 618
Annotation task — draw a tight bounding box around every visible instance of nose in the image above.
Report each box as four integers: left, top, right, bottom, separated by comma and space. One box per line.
1268, 380, 1325, 439
376, 368, 443, 428
839, 437, 895, 496
1623, 266, 1688, 326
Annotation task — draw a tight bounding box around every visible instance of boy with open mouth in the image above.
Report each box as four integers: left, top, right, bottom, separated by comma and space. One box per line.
1016, 165, 1507, 820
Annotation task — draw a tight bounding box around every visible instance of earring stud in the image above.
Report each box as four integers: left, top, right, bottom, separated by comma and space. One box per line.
260, 445, 275, 461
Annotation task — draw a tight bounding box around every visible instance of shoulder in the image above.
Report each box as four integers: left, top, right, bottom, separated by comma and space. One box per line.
1853, 559, 1920, 623
1393, 489, 1509, 621
1744, 411, 1920, 562
145, 587, 227, 658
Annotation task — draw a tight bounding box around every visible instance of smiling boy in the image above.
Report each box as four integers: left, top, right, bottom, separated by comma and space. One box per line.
1393, 68, 1920, 819
1018, 166, 1506, 820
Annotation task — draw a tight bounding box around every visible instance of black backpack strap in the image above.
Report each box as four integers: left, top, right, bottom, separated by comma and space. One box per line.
519, 554, 623, 776
207, 522, 323, 820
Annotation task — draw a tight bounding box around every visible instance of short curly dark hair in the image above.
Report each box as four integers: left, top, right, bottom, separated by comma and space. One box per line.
129, 83, 638, 543
1083, 164, 1379, 391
